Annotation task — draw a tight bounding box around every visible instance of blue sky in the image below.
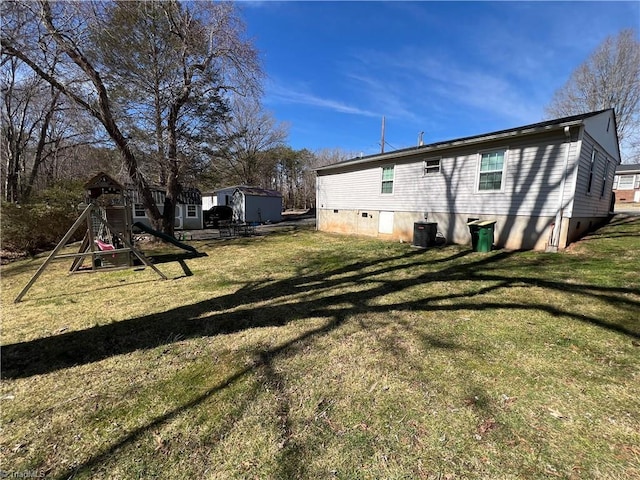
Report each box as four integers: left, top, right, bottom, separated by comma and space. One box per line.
239, 1, 639, 156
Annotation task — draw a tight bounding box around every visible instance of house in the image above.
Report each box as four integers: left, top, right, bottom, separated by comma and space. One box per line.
612, 163, 640, 204
202, 186, 283, 224
315, 109, 621, 251
128, 186, 203, 230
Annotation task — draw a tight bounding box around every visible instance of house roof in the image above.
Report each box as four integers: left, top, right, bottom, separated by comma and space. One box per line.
616, 163, 640, 174
316, 109, 615, 173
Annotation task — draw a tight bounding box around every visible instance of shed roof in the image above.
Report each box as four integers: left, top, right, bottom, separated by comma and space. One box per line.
126, 186, 201, 205
235, 186, 282, 198
214, 185, 282, 198
316, 109, 615, 173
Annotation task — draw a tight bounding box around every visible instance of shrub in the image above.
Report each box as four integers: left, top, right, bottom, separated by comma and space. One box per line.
1, 181, 85, 255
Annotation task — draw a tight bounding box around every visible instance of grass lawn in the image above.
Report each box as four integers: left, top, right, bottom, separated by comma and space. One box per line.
1, 215, 639, 479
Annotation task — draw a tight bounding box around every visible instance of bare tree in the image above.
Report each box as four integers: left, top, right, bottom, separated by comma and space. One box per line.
213, 95, 288, 186
1, 54, 95, 202
545, 29, 640, 162
1, 0, 261, 235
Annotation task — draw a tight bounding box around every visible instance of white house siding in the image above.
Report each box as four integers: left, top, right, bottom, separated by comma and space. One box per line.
319, 130, 576, 215
318, 129, 580, 250
582, 110, 621, 164
571, 132, 617, 218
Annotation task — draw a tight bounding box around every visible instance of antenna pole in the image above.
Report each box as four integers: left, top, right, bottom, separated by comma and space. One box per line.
381, 116, 385, 153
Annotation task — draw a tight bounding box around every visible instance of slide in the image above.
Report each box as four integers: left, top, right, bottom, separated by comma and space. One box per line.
133, 222, 197, 253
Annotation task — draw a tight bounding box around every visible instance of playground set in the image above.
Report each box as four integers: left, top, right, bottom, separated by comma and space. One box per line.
14, 173, 203, 303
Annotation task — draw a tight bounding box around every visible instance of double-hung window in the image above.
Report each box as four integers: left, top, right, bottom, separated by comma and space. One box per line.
381, 165, 394, 194
424, 158, 441, 175
187, 205, 197, 217
478, 150, 506, 191
617, 175, 635, 190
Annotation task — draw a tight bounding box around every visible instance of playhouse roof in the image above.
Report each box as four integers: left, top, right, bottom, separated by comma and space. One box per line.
84, 172, 125, 199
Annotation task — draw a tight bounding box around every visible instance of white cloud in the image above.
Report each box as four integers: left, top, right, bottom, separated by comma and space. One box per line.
348, 47, 545, 128
266, 80, 379, 118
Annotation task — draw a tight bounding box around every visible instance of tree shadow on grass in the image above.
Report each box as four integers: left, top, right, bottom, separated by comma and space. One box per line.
56, 316, 345, 480
3, 247, 638, 382
3, 242, 638, 478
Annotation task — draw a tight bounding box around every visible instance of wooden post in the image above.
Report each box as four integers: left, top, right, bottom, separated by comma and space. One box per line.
87, 209, 97, 271
15, 204, 94, 303
105, 219, 167, 281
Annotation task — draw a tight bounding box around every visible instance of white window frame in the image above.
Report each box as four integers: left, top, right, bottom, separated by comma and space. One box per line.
423, 157, 441, 176
134, 203, 146, 217
475, 148, 507, 193
381, 164, 395, 195
617, 174, 636, 190
187, 205, 197, 217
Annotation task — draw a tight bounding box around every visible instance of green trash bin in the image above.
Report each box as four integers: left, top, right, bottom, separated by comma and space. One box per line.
467, 220, 496, 252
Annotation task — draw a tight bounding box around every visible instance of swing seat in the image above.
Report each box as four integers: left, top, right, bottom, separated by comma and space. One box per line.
95, 239, 117, 260
96, 239, 115, 251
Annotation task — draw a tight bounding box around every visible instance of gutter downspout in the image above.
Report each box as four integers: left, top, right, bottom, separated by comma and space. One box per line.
548, 126, 572, 252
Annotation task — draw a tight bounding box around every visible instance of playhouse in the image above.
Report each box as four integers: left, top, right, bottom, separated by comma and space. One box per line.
14, 172, 202, 302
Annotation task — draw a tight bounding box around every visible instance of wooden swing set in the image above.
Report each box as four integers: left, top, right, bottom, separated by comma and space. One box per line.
14, 173, 167, 303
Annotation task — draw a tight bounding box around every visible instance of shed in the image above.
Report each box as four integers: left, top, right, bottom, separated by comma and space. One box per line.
315, 109, 621, 251
230, 186, 283, 224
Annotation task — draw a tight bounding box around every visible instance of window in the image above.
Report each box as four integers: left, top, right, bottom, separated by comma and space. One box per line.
586, 148, 597, 194
478, 150, 506, 191
187, 205, 197, 217
600, 160, 609, 197
134, 204, 145, 217
424, 158, 441, 175
381, 165, 394, 194
617, 175, 636, 190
